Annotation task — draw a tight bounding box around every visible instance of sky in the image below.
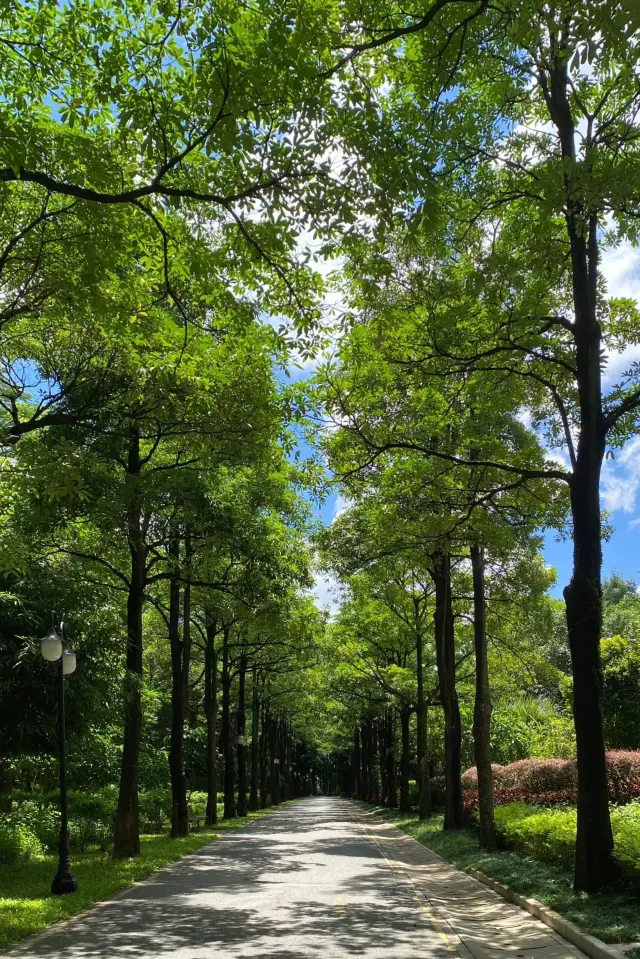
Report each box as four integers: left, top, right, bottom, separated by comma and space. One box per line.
291, 231, 640, 613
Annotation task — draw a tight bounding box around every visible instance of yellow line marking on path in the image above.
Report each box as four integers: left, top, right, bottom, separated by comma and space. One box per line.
334, 896, 347, 919
358, 816, 463, 959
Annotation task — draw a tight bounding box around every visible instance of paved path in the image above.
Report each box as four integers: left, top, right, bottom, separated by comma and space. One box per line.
8, 797, 590, 959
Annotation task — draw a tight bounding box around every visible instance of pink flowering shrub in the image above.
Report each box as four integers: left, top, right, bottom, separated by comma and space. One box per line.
462, 751, 640, 811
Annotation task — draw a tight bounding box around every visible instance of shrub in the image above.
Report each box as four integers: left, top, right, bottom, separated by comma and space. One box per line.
611, 801, 640, 878
70, 816, 114, 853
461, 765, 505, 788
461, 751, 640, 808
7, 800, 60, 852
187, 791, 208, 818
607, 752, 640, 805
494, 802, 640, 881
494, 804, 577, 870
139, 788, 172, 832
67, 788, 118, 825
0, 817, 44, 863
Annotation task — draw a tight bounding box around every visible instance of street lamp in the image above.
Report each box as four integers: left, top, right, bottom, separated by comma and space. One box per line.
41, 621, 78, 895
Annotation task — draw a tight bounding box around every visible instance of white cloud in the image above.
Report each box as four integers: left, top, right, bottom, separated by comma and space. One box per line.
310, 570, 341, 616
601, 239, 640, 386
601, 435, 640, 514
332, 493, 352, 523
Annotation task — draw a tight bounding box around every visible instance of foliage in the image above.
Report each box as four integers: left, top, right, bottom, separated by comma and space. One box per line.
462, 753, 640, 809
493, 803, 640, 882
0, 817, 43, 864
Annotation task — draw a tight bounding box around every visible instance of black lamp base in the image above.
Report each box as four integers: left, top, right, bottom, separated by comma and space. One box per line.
51, 869, 78, 895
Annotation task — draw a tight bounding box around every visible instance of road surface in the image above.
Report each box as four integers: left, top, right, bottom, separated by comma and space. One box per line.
7, 797, 590, 959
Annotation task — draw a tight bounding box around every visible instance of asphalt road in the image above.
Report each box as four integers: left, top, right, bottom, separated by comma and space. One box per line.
8, 797, 589, 959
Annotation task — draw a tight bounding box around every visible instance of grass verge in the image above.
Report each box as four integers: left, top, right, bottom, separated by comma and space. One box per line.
0, 803, 290, 952
363, 804, 640, 945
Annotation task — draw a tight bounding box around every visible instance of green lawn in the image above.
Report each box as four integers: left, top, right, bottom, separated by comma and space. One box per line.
363, 805, 640, 945
0, 805, 288, 952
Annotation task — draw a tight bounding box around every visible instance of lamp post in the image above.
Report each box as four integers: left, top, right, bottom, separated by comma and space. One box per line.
41, 622, 78, 895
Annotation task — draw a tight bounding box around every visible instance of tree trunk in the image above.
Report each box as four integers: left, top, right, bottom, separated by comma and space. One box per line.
432, 549, 463, 829
269, 714, 279, 805
260, 703, 268, 808
546, 46, 616, 892
387, 711, 397, 809
249, 665, 259, 811
221, 626, 235, 819
236, 653, 247, 817
360, 720, 370, 802
399, 706, 410, 812
114, 426, 145, 859
470, 543, 495, 849
168, 535, 189, 837
353, 727, 361, 799
379, 713, 388, 805
204, 614, 218, 827
416, 620, 430, 820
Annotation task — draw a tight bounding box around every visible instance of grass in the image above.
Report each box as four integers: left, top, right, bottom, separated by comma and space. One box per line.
0, 803, 290, 952
363, 805, 640, 946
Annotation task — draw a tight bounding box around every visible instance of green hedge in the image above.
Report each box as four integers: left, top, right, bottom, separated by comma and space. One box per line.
0, 818, 44, 864
494, 802, 640, 881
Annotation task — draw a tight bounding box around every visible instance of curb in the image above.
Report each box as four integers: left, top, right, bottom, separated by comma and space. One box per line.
463, 867, 628, 959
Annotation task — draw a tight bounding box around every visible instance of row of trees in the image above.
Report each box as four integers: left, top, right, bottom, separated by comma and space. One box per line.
2, 0, 640, 891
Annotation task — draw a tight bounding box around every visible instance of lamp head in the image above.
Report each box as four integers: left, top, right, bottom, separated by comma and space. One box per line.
41, 629, 62, 662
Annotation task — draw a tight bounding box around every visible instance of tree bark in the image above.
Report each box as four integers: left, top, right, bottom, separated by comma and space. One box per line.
387, 711, 397, 809
168, 535, 190, 837
379, 713, 388, 805
114, 425, 145, 859
204, 613, 218, 826
416, 616, 430, 820
399, 706, 410, 812
249, 665, 259, 811
260, 703, 268, 808
269, 713, 279, 805
470, 543, 495, 849
221, 625, 235, 819
432, 549, 463, 829
543, 43, 616, 892
236, 653, 247, 817
353, 727, 361, 799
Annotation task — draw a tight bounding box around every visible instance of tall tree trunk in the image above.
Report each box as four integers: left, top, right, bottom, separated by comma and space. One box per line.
114, 426, 145, 859
249, 665, 259, 811
353, 727, 361, 799
287, 722, 294, 800
470, 543, 495, 849
269, 713, 279, 805
369, 721, 379, 803
236, 654, 247, 817
360, 720, 370, 801
260, 703, 268, 808
399, 706, 410, 812
221, 626, 235, 819
432, 549, 463, 829
387, 711, 397, 809
416, 619, 430, 820
204, 613, 218, 827
546, 45, 616, 892
379, 713, 388, 805
168, 535, 190, 837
